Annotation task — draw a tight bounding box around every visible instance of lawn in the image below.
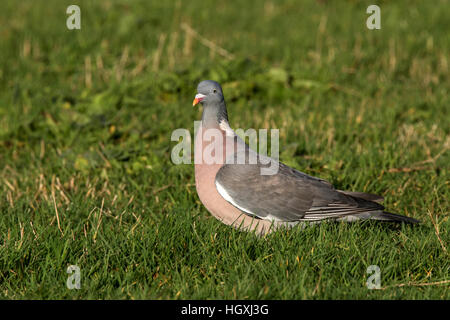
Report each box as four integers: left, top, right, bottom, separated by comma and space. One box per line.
0, 0, 448, 299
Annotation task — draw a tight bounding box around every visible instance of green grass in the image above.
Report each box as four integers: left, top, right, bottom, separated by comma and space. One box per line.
0, 0, 449, 299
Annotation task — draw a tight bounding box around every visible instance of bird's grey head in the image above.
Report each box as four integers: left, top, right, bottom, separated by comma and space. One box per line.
193, 80, 228, 125
193, 80, 224, 106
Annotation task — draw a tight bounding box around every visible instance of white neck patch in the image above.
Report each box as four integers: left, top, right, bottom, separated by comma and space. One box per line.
219, 120, 236, 137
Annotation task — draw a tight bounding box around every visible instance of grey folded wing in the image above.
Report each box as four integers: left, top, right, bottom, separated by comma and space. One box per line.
214, 158, 384, 222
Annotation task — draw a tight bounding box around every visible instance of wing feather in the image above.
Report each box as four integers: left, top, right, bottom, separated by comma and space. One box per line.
215, 154, 384, 222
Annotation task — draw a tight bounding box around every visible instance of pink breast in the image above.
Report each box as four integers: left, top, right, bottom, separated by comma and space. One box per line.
194, 125, 275, 235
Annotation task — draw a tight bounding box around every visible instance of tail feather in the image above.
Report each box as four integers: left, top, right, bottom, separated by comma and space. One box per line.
372, 211, 420, 224
338, 190, 420, 224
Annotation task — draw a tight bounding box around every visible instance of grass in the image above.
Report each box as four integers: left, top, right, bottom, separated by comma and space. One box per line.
0, 0, 449, 299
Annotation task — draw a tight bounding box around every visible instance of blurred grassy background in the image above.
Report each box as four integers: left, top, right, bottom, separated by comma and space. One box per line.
0, 0, 448, 299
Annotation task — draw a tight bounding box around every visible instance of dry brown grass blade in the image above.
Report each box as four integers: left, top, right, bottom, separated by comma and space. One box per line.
84, 55, 92, 89
152, 33, 167, 72
181, 23, 235, 60
93, 198, 105, 242
388, 166, 429, 173
51, 191, 64, 236
427, 210, 448, 254
152, 184, 172, 195
388, 144, 448, 173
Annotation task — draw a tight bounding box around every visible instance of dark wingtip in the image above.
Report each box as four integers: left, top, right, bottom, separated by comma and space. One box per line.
380, 211, 421, 224
338, 190, 384, 203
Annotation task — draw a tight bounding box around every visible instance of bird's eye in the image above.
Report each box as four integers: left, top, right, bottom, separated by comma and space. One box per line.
213, 89, 217, 93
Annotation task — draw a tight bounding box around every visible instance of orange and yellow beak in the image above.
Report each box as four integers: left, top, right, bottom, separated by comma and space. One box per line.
192, 93, 206, 106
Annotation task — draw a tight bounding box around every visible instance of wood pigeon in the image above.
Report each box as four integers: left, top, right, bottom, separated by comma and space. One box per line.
192, 80, 419, 235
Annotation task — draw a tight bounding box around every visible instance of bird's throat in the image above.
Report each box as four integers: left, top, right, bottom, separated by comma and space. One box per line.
201, 101, 228, 129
